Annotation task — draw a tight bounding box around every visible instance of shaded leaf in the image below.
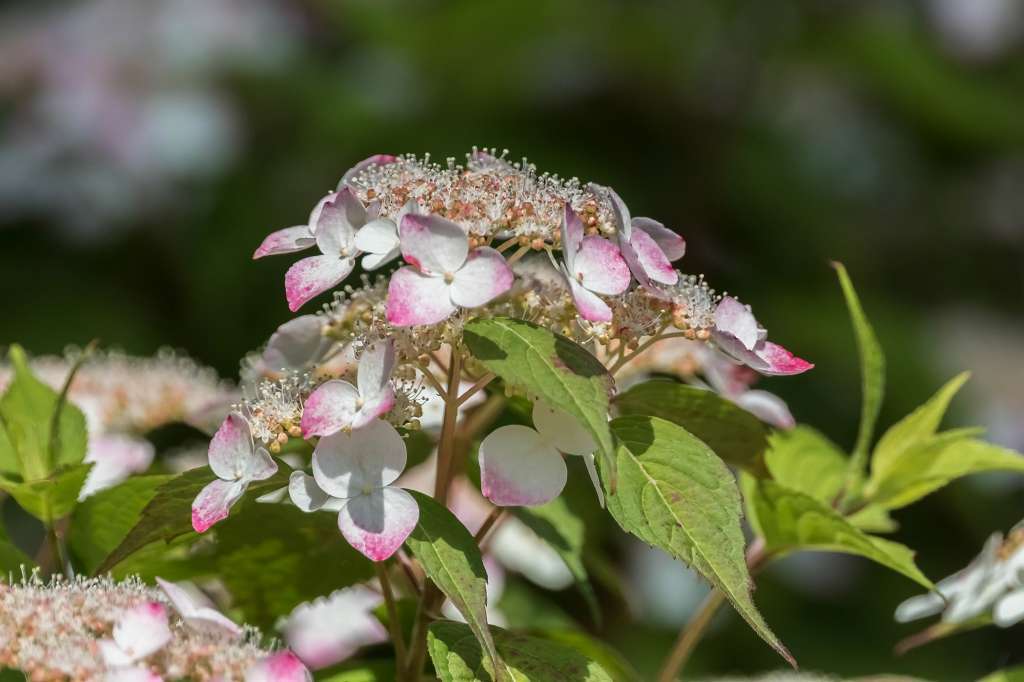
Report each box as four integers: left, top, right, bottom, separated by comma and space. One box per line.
318, 661, 398, 681
615, 380, 769, 475
0, 463, 92, 524
600, 415, 793, 667
978, 666, 1024, 682
0, 517, 33, 574
764, 426, 847, 504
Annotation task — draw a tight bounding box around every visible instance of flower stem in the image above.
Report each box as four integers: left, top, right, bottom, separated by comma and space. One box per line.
609, 329, 690, 375
433, 346, 462, 505
473, 508, 505, 547
376, 562, 409, 668
457, 372, 495, 406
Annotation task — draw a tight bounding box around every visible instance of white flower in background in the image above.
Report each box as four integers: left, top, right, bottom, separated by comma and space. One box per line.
156, 577, 242, 636
257, 315, 332, 376
245, 650, 312, 682
300, 339, 396, 437
282, 587, 387, 670
99, 601, 171, 668
79, 434, 156, 500
479, 401, 600, 507
290, 419, 418, 562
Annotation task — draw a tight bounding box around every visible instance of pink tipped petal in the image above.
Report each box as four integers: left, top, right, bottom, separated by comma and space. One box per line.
629, 228, 678, 286
289, 471, 331, 512
331, 187, 367, 233
253, 226, 316, 259
313, 420, 407, 499
399, 214, 468, 275
633, 218, 686, 261
113, 602, 171, 661
80, 434, 155, 500
283, 587, 387, 669
300, 380, 360, 437
532, 402, 596, 456
357, 340, 395, 400
208, 413, 253, 481
714, 297, 760, 351
307, 193, 335, 234
755, 342, 814, 376
561, 204, 584, 270
338, 154, 398, 189
246, 651, 312, 682
191, 479, 245, 533
315, 198, 358, 256
337, 487, 420, 562
350, 389, 395, 430
285, 255, 356, 312
735, 390, 796, 429
568, 278, 613, 323
600, 184, 632, 238
386, 267, 457, 326
156, 577, 242, 637
573, 236, 631, 295
479, 425, 568, 507
450, 248, 514, 308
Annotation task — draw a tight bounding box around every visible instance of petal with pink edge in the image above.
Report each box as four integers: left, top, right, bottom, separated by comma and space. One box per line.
714, 297, 760, 351
633, 218, 686, 261
253, 226, 315, 259
754, 342, 814, 376
399, 214, 467, 275
598, 184, 632, 238
283, 587, 387, 669
573, 236, 631, 295
156, 577, 242, 636
629, 228, 678, 286
191, 479, 245, 532
313, 420, 407, 498
385, 267, 456, 326
357, 340, 395, 401
479, 425, 567, 507
338, 154, 398, 190
350, 388, 395, 431
337, 487, 419, 562
735, 390, 796, 429
532, 402, 596, 456
567, 277, 613, 323
300, 380, 359, 437
450, 247, 514, 308
208, 413, 253, 481
113, 602, 171, 661
245, 651, 312, 682
285, 255, 356, 312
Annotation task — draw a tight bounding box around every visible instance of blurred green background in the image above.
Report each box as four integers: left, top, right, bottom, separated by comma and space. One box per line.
2, 0, 1023, 678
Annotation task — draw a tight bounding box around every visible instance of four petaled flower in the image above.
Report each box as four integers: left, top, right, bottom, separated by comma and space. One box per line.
99, 601, 171, 670
301, 339, 396, 437
386, 214, 513, 326
712, 297, 814, 376
601, 184, 687, 290
191, 413, 278, 533
557, 204, 630, 322
290, 419, 419, 562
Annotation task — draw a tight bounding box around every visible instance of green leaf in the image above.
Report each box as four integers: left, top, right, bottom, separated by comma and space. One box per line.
535, 630, 641, 682
764, 426, 848, 504
979, 665, 1024, 682
69, 475, 173, 574
832, 263, 885, 491
463, 318, 615, 475
0, 516, 33, 574
866, 435, 1024, 509
0, 463, 92, 524
0, 345, 87, 480
601, 415, 793, 667
513, 497, 599, 622
95, 465, 289, 574
427, 620, 614, 682
404, 491, 501, 676
0, 669, 27, 681
317, 661, 398, 681
749, 479, 932, 588
846, 503, 898, 534
870, 373, 970, 481
614, 380, 769, 475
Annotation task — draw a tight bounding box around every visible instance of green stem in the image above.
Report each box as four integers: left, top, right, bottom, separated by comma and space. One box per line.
609, 328, 689, 375
376, 562, 409, 671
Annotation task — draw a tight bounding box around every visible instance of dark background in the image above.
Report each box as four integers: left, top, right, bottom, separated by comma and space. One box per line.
2, 1, 1023, 678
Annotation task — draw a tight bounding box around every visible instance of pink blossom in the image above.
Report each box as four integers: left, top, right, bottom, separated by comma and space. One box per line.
282, 587, 387, 669
300, 339, 396, 437
245, 651, 312, 682
599, 184, 686, 289
79, 434, 155, 500
386, 214, 513, 326
712, 297, 814, 376
557, 204, 630, 322
99, 601, 171, 668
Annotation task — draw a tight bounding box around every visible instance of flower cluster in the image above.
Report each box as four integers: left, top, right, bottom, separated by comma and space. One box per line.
0, 574, 308, 681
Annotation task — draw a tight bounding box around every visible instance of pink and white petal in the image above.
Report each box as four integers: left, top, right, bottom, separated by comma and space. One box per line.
573, 236, 631, 295
253, 226, 315, 259
333, 188, 368, 233
246, 651, 312, 682
315, 199, 358, 256
714, 297, 760, 351
307, 194, 335, 234
357, 340, 396, 401
191, 479, 246, 533
735, 390, 796, 429
338, 154, 398, 190
479, 425, 567, 507
568, 278, 613, 323
617, 231, 650, 289
263, 315, 327, 372
242, 446, 278, 483
350, 387, 395, 431
100, 639, 136, 667
283, 587, 387, 670
337, 487, 419, 562
80, 435, 155, 500
532, 402, 596, 456
313, 420, 407, 498
633, 218, 686, 261
385, 267, 457, 326
399, 214, 468, 275
361, 249, 399, 270
156, 577, 242, 636
354, 218, 399, 255
597, 184, 632, 238
753, 342, 814, 376
300, 380, 360, 437
113, 602, 171, 661
208, 413, 253, 481
285, 255, 355, 312
105, 667, 163, 682
561, 204, 585, 271
450, 247, 514, 308
629, 228, 678, 286
289, 471, 331, 512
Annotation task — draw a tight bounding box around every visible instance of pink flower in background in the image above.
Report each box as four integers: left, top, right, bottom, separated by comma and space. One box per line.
245, 650, 312, 682
712, 297, 813, 376
291, 419, 418, 561
156, 577, 242, 637
99, 601, 171, 668
479, 401, 599, 507
282, 587, 387, 669
557, 204, 630, 322
79, 434, 155, 500
191, 413, 277, 532
600, 184, 686, 289
336, 154, 399, 190
386, 214, 513, 326
300, 340, 395, 437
